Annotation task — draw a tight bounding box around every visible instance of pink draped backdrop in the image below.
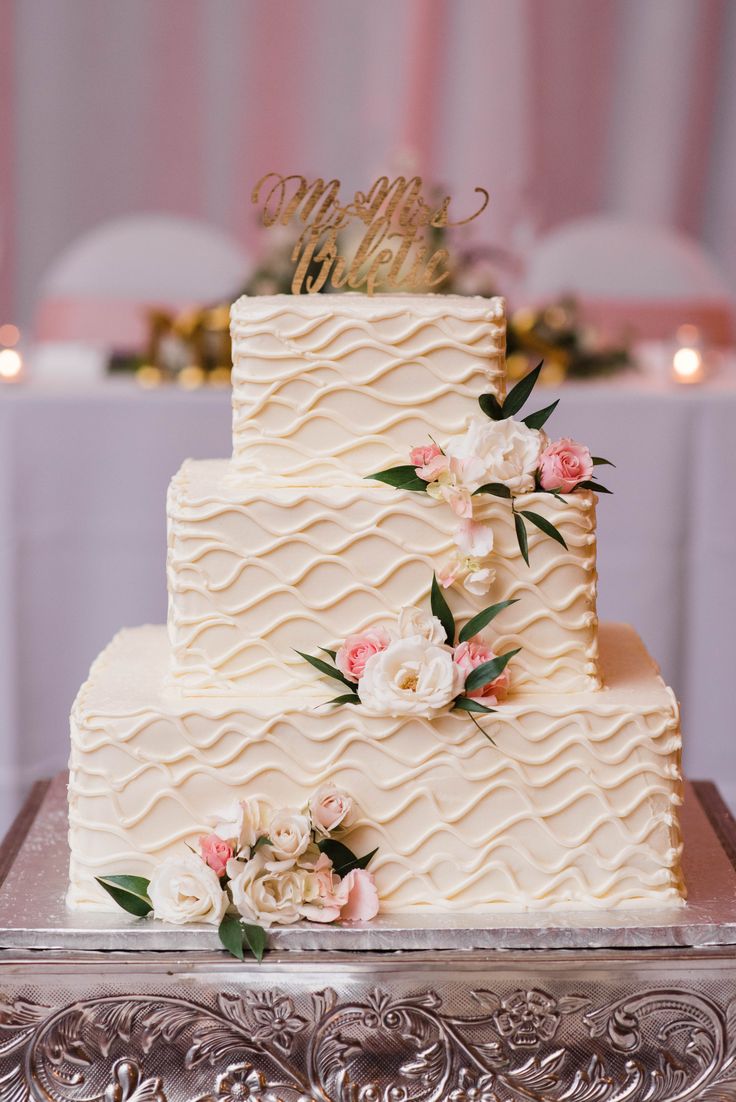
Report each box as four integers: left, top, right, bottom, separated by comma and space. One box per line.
2, 0, 736, 325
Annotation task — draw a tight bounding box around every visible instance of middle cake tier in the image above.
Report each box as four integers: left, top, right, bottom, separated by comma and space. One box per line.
167, 459, 601, 696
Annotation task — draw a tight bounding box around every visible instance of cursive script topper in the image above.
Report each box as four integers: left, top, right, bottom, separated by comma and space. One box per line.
251, 173, 490, 295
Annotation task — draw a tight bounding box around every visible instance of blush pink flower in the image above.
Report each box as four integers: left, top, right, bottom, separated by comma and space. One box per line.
336, 627, 390, 682
454, 640, 509, 702
411, 443, 442, 474
336, 868, 380, 922
538, 438, 593, 493
198, 833, 233, 878
416, 451, 450, 482
424, 455, 474, 519
299, 852, 343, 923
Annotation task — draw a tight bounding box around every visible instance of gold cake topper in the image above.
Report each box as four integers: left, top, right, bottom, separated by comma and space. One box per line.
251, 173, 490, 295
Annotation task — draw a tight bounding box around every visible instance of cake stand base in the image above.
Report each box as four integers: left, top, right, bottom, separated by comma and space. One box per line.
1, 777, 735, 1102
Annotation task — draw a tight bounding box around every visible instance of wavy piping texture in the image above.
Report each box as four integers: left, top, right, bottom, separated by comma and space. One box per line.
166, 463, 601, 696
229, 296, 506, 480
68, 623, 685, 914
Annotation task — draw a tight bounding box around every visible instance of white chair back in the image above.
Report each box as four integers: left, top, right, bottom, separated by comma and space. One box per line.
523, 216, 734, 344
35, 214, 249, 349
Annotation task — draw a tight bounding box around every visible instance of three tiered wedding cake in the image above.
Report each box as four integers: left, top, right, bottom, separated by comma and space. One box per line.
67, 292, 685, 925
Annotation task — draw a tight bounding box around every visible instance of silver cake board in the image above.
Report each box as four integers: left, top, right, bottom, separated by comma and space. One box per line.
0, 772, 735, 952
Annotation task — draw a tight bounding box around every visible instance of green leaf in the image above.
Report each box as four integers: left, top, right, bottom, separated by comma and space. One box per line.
453, 695, 496, 714
577, 479, 613, 494
326, 693, 362, 706
95, 875, 153, 918
243, 923, 267, 963
320, 647, 337, 661
522, 399, 559, 430
366, 466, 428, 492
501, 361, 543, 418
591, 456, 616, 467
514, 511, 529, 565
473, 482, 512, 499
459, 599, 520, 643
219, 915, 267, 962
464, 647, 521, 694
218, 913, 245, 960
478, 392, 504, 420
520, 510, 568, 550
431, 573, 456, 645
318, 838, 378, 876
295, 650, 355, 689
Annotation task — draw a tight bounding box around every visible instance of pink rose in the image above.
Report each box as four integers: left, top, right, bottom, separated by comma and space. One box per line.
310, 783, 353, 836
453, 639, 509, 702
336, 868, 380, 922
411, 443, 442, 476
538, 438, 593, 493
199, 833, 233, 878
336, 627, 390, 682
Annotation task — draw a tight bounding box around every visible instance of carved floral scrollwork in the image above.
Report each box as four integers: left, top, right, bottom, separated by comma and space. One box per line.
0, 982, 734, 1102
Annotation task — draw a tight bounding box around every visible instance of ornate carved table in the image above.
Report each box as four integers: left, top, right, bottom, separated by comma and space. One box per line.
1, 775, 735, 1102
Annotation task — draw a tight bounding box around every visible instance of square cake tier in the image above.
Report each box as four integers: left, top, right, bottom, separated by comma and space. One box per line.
68, 623, 683, 914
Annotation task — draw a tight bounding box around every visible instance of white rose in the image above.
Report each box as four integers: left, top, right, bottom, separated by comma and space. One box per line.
309, 784, 353, 836
149, 854, 228, 926
214, 796, 268, 854
359, 637, 463, 717
446, 416, 546, 494
267, 809, 311, 861
227, 851, 307, 928
396, 605, 447, 644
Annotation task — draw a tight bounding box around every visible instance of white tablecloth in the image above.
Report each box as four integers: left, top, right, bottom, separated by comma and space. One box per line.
1, 374, 735, 830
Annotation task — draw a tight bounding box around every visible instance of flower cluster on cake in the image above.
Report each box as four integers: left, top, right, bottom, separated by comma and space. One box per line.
368, 360, 611, 593
98, 785, 379, 959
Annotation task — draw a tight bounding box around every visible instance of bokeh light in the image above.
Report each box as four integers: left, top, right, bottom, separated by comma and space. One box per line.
0, 348, 23, 378
0, 324, 20, 347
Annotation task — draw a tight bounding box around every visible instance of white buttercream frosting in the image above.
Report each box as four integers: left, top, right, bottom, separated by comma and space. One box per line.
230, 293, 506, 483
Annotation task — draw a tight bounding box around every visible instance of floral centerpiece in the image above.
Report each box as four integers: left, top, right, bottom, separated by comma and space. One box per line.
299, 574, 519, 732
96, 784, 378, 961
368, 361, 613, 589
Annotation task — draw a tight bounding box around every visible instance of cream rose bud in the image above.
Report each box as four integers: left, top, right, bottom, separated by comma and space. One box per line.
309, 784, 353, 836
359, 636, 464, 717
267, 809, 311, 861
446, 416, 546, 494
214, 796, 267, 853
148, 854, 228, 926
397, 605, 447, 644
227, 852, 306, 928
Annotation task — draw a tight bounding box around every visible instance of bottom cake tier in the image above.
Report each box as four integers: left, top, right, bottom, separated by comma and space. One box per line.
67, 622, 685, 914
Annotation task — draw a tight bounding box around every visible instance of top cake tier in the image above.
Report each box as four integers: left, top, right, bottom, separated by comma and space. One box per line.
231, 293, 506, 481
